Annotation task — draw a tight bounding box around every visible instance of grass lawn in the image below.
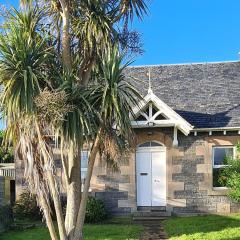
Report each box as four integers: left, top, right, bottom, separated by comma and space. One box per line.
165, 213, 240, 240
0, 218, 143, 240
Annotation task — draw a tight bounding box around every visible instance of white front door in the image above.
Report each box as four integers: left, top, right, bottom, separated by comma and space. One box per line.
151, 151, 167, 206
136, 145, 166, 206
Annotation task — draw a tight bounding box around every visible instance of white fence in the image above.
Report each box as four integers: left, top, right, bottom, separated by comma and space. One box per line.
0, 164, 15, 179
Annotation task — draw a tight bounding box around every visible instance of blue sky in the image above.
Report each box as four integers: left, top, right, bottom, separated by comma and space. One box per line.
132, 0, 240, 65
1, 0, 240, 66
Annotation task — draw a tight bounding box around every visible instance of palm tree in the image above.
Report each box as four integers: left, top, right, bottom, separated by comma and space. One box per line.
0, 7, 60, 240
35, 0, 148, 82
0, 1, 147, 239
41, 1, 148, 237
73, 47, 142, 239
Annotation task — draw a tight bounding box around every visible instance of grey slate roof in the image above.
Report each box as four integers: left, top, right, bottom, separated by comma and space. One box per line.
125, 61, 240, 129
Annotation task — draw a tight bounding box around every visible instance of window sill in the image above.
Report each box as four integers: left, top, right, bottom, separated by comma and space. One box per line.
213, 187, 228, 190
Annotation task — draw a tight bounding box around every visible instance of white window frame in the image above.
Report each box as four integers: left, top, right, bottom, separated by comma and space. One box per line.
212, 146, 236, 190
81, 150, 89, 178
138, 141, 164, 148
81, 150, 91, 192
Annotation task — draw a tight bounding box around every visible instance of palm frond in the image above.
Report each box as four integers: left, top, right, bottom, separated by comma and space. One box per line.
56, 71, 96, 145
81, 46, 142, 173
0, 7, 53, 125
111, 0, 148, 21
88, 46, 142, 138
74, 0, 116, 58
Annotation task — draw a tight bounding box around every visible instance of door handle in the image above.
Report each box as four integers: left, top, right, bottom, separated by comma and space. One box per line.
140, 173, 148, 176
154, 180, 160, 182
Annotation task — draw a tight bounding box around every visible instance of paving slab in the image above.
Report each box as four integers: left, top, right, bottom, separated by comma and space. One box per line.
138, 220, 168, 240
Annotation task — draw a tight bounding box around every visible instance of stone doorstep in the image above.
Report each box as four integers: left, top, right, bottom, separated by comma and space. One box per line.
137, 206, 167, 212
133, 205, 172, 221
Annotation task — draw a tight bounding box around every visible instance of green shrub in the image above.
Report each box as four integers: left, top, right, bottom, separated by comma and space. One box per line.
13, 191, 42, 220
0, 130, 14, 163
220, 143, 240, 202
85, 196, 107, 223
13, 193, 106, 223
0, 205, 13, 232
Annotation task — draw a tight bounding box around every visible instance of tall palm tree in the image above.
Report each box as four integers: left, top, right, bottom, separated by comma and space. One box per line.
0, 1, 147, 239
35, 0, 148, 81
0, 7, 61, 240
41, 1, 148, 237
73, 46, 142, 239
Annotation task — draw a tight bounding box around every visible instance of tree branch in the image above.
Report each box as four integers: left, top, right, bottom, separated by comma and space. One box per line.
73, 128, 102, 240
60, 140, 70, 185
35, 121, 67, 240
40, 194, 58, 240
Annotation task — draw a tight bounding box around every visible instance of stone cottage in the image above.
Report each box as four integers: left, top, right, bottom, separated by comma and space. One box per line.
16, 60, 240, 216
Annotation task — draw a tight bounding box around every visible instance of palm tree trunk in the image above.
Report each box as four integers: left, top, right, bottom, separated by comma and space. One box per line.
65, 140, 81, 239
40, 194, 58, 240
46, 171, 67, 240
80, 57, 95, 86
59, 0, 71, 70
73, 130, 102, 240
35, 121, 67, 240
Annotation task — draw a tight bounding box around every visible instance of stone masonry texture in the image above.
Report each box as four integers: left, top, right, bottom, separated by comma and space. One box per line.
91, 128, 240, 215
171, 133, 240, 214
14, 130, 240, 215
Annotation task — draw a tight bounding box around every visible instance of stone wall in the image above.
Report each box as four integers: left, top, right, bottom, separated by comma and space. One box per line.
14, 128, 240, 215
91, 128, 173, 215
92, 151, 136, 215
91, 128, 240, 215
171, 133, 240, 214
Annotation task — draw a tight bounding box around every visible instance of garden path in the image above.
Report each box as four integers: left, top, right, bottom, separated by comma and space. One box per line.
139, 220, 168, 240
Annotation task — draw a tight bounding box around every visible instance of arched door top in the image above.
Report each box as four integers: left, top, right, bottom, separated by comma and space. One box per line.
138, 141, 164, 148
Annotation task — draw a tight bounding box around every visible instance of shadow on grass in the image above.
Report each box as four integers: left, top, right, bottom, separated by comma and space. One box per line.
165, 214, 240, 239
0, 217, 143, 240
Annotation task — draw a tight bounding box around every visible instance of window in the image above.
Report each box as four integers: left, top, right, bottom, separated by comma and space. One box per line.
81, 150, 89, 181
138, 141, 163, 147
212, 146, 235, 188
81, 150, 92, 191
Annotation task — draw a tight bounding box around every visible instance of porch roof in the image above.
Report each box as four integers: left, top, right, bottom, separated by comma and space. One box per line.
131, 89, 193, 136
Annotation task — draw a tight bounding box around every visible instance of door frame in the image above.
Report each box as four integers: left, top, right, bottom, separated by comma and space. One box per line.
135, 141, 167, 207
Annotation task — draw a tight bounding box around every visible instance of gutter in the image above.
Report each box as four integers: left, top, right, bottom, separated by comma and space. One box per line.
192, 127, 240, 132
